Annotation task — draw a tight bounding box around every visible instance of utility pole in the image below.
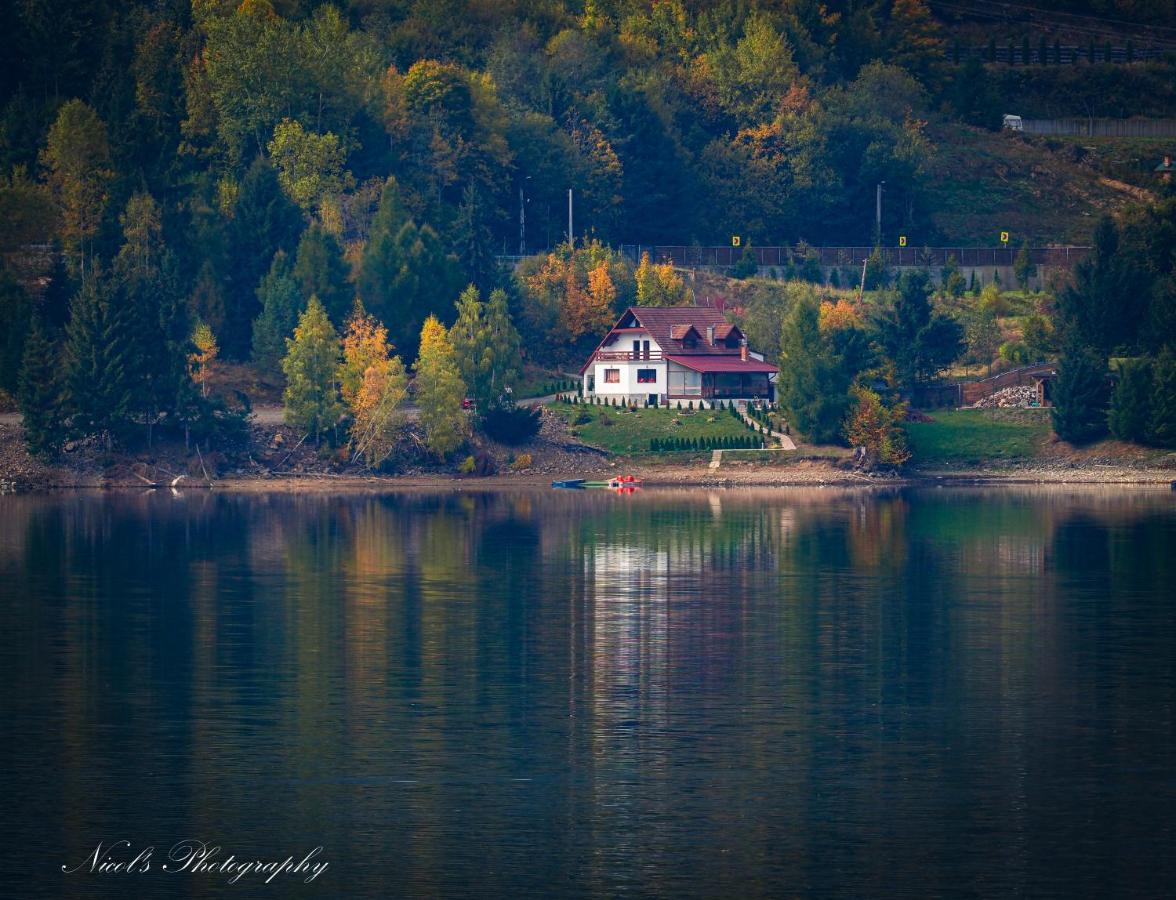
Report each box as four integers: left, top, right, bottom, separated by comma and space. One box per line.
519, 175, 530, 256
567, 188, 573, 248
875, 181, 885, 246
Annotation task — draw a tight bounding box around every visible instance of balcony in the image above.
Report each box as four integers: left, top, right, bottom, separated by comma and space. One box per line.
592, 350, 664, 362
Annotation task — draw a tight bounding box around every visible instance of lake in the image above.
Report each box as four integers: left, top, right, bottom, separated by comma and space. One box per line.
1, 486, 1174, 898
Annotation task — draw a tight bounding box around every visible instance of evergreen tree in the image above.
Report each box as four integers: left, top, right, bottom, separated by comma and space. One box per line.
64, 269, 138, 446
1051, 339, 1110, 444
224, 156, 303, 359
450, 284, 486, 403
1014, 242, 1036, 291
1107, 358, 1152, 443
482, 288, 523, 401
942, 254, 965, 298
450, 284, 523, 408
778, 296, 859, 444
1058, 216, 1149, 355
358, 177, 462, 360
878, 270, 964, 388
281, 296, 342, 442
293, 223, 350, 325
1149, 347, 1176, 447
864, 247, 890, 290
112, 194, 191, 445
252, 250, 303, 376
452, 181, 498, 291
0, 270, 33, 395
414, 315, 467, 458
17, 317, 64, 457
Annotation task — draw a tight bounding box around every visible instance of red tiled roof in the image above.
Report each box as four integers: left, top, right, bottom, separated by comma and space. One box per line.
665, 355, 778, 374
629, 306, 730, 348
579, 306, 758, 374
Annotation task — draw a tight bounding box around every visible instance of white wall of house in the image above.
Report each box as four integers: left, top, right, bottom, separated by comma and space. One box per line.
592, 361, 666, 397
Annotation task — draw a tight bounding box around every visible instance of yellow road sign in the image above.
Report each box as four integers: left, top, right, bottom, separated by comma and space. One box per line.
732, 235, 741, 247
1000, 231, 1010, 244
898, 235, 907, 247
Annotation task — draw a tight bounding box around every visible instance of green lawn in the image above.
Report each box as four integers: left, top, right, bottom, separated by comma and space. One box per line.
906, 408, 1051, 465
549, 402, 760, 455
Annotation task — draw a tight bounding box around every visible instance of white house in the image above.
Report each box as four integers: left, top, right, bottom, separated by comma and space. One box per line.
579, 306, 778, 407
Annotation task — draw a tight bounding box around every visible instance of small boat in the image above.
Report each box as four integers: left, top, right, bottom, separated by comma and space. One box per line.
551, 479, 586, 489
608, 475, 642, 489
551, 475, 642, 491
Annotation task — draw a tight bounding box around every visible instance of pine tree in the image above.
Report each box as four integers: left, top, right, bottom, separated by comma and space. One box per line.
1108, 358, 1152, 443
449, 284, 485, 403
64, 270, 137, 446
358, 177, 461, 360
224, 156, 303, 359
294, 223, 350, 325
112, 196, 192, 445
0, 270, 33, 395
1149, 347, 1176, 447
1014, 242, 1036, 291
482, 288, 522, 401
1051, 340, 1109, 444
17, 317, 64, 457
252, 250, 303, 375
414, 315, 467, 458
282, 296, 342, 441
878, 270, 964, 388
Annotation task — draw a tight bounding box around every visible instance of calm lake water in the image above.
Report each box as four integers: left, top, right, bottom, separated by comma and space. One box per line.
1, 486, 1174, 898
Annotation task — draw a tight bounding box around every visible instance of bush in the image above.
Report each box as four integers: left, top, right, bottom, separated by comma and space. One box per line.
999, 341, 1030, 365
481, 402, 541, 445
458, 455, 476, 474
510, 452, 533, 471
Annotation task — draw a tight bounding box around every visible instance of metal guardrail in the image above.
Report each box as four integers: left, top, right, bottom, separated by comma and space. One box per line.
618, 245, 1090, 268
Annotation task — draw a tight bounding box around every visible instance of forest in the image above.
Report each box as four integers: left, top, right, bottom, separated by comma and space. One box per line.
1, 0, 1175, 466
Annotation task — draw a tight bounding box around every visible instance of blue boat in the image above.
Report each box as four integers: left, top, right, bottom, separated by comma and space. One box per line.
551, 479, 586, 489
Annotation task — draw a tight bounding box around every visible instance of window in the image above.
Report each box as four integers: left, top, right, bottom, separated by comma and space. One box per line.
637, 369, 656, 384
603, 369, 620, 383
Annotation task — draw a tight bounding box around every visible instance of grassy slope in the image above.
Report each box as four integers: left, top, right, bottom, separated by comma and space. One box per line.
926, 125, 1148, 245
549, 403, 759, 454
906, 408, 1052, 464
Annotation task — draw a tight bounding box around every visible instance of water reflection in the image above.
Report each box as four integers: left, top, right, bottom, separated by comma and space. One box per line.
1, 487, 1174, 898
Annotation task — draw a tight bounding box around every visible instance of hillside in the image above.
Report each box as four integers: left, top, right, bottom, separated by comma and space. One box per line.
925, 124, 1156, 245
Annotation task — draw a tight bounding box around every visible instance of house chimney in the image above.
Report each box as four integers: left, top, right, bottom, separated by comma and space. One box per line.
740, 339, 748, 362
707, 325, 715, 345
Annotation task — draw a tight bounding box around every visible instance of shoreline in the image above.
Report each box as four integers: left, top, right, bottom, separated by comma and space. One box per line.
4, 463, 1173, 494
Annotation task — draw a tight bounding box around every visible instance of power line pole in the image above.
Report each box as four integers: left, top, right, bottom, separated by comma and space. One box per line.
567, 188, 573, 247
875, 181, 884, 246
519, 185, 525, 256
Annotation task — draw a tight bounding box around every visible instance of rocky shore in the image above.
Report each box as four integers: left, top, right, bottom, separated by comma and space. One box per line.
2, 409, 1174, 494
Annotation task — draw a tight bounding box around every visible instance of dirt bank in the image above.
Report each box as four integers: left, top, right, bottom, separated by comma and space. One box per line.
3, 412, 1174, 494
